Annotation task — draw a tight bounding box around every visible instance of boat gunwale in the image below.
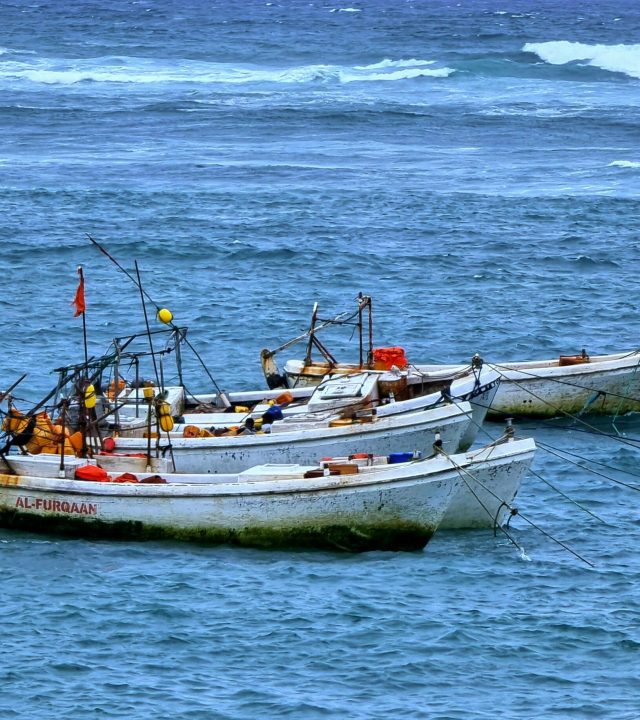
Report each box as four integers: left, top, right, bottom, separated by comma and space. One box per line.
113, 401, 473, 448
0, 438, 536, 499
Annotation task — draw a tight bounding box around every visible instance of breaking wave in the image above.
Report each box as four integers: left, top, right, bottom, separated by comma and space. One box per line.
523, 41, 640, 79
0, 55, 453, 86
609, 160, 640, 169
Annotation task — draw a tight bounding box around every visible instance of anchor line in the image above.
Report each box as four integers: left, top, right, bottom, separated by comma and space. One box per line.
539, 438, 640, 483
485, 369, 640, 445
526, 464, 607, 524
440, 445, 595, 568
438, 443, 526, 552
540, 420, 640, 451
536, 441, 640, 494
511, 509, 595, 568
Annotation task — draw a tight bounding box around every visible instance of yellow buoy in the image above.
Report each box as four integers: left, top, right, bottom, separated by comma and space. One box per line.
84, 384, 97, 409
157, 308, 173, 324
157, 401, 174, 432
159, 414, 174, 432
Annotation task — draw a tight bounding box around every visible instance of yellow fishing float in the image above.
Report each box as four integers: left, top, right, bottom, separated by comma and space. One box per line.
157, 401, 174, 432
84, 384, 97, 409
157, 308, 173, 324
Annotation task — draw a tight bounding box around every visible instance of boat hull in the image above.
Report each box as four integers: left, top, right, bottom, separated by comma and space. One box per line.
438, 438, 536, 529
0, 464, 457, 552
1, 436, 535, 539
485, 353, 640, 419
110, 403, 472, 473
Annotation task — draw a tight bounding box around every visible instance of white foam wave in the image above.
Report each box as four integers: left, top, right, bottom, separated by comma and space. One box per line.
523, 40, 640, 79
609, 160, 640, 169
341, 67, 452, 82
355, 58, 436, 70
0, 56, 453, 86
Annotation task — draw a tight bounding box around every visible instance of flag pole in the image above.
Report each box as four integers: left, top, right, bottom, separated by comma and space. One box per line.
79, 266, 88, 367
72, 265, 90, 457
72, 265, 88, 367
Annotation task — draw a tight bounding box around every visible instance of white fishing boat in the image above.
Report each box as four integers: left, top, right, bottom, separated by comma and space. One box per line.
107, 402, 474, 474
264, 295, 640, 420
0, 436, 535, 550
365, 351, 640, 419
1, 327, 492, 484
483, 351, 640, 419
24, 325, 494, 457
95, 327, 498, 452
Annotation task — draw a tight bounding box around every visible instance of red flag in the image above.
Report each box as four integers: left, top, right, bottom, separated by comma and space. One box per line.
72, 268, 85, 317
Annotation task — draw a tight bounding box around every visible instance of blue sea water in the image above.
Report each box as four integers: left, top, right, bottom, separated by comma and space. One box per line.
1, 1, 640, 718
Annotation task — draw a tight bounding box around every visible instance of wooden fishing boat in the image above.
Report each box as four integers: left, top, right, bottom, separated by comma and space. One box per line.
86, 326, 498, 451
0, 325, 497, 479
0, 436, 536, 550
1, 394, 476, 475
107, 402, 474, 474
113, 364, 499, 456
262, 295, 640, 420
309, 352, 640, 420
477, 351, 640, 419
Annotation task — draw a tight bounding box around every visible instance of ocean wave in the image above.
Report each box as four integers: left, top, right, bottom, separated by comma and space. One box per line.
343, 58, 453, 81
356, 58, 436, 70
523, 41, 640, 79
341, 66, 452, 82
609, 160, 640, 169
0, 46, 35, 56
0, 55, 453, 86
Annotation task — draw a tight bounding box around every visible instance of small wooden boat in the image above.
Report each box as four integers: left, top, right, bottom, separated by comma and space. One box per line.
0, 436, 536, 550
373, 350, 640, 419
91, 328, 498, 452
263, 295, 640, 420
1, 325, 497, 476
108, 402, 474, 474
482, 351, 640, 419
2, 396, 476, 475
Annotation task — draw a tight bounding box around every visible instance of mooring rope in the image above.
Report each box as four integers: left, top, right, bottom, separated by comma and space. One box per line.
438, 443, 595, 567
536, 440, 640, 493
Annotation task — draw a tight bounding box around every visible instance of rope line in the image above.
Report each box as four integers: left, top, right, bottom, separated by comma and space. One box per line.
438, 443, 595, 567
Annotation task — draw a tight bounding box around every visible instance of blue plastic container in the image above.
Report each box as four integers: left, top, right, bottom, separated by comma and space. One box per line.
387, 452, 414, 464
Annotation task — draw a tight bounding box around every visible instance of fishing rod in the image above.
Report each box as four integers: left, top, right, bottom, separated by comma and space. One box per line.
0, 374, 27, 404
86, 233, 227, 398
